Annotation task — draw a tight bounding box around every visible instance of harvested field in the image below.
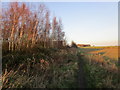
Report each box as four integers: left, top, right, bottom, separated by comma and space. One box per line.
89, 46, 119, 60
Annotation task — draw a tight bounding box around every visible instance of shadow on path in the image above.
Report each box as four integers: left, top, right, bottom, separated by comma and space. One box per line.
77, 54, 87, 88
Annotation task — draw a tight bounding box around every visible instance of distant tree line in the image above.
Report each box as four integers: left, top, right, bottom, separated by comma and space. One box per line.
1, 2, 66, 51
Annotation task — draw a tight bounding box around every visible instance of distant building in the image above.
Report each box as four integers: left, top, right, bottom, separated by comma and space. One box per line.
77, 44, 91, 47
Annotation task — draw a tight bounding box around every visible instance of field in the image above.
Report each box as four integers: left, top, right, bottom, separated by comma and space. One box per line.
1, 2, 119, 89
78, 46, 119, 88
2, 45, 120, 88
81, 46, 119, 59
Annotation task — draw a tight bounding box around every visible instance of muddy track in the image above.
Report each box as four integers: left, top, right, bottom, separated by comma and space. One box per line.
77, 54, 87, 88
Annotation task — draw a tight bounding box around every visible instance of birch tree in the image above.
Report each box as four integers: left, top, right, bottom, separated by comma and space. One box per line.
2, 2, 66, 51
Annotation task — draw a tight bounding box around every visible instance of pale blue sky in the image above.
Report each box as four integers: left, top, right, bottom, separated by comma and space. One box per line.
2, 2, 118, 46
44, 2, 118, 46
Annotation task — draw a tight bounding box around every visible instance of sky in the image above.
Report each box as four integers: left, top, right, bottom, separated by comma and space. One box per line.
2, 2, 118, 46
44, 2, 118, 46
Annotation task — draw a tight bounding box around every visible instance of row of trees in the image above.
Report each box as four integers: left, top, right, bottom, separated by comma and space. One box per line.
2, 2, 66, 51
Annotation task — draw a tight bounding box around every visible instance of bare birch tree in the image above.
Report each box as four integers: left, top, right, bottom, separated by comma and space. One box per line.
2, 2, 66, 51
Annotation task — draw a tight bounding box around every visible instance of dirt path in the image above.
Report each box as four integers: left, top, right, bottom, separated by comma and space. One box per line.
77, 54, 87, 88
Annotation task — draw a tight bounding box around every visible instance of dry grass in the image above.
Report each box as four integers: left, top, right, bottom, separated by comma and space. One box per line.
79, 46, 119, 88
2, 48, 79, 88
86, 54, 118, 73
89, 46, 119, 60
84, 54, 119, 88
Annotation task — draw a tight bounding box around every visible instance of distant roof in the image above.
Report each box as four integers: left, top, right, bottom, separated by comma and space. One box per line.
77, 44, 91, 46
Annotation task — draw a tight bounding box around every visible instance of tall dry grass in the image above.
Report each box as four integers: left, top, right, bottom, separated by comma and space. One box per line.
2, 47, 79, 88
84, 54, 119, 88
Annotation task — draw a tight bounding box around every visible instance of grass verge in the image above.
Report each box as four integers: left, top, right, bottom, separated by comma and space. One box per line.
2, 47, 79, 88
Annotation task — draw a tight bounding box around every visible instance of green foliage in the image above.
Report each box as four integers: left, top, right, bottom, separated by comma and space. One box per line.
2, 47, 79, 88
79, 47, 119, 88
83, 57, 119, 88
